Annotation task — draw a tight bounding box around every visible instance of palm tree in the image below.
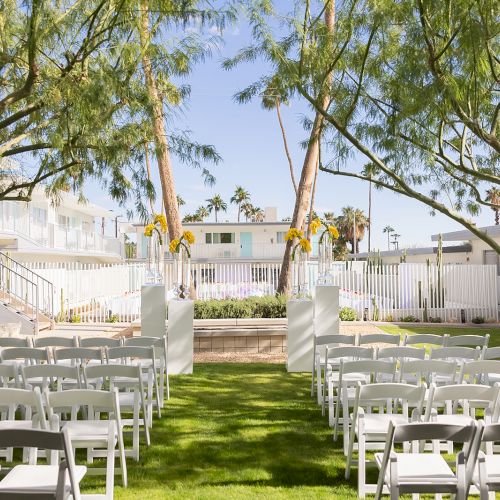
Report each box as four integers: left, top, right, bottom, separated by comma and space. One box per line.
382, 225, 395, 251
206, 195, 227, 223
337, 207, 369, 253
241, 202, 254, 222
230, 186, 250, 222
323, 212, 335, 223
183, 213, 201, 223
251, 206, 265, 222
195, 206, 209, 221
176, 195, 185, 208
486, 188, 500, 225
391, 233, 401, 250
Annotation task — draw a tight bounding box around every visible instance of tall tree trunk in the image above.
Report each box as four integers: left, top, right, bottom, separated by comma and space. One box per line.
306, 156, 319, 240
368, 178, 372, 252
496, 209, 499, 225
238, 203, 241, 222
139, 2, 182, 240
277, 2, 334, 295
144, 142, 155, 215
275, 97, 298, 195
215, 209, 218, 223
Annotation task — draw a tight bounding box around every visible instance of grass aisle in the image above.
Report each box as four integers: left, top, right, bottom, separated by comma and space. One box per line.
98, 363, 356, 499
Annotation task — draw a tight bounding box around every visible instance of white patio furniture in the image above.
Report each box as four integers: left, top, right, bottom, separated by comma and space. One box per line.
475, 422, 500, 500
22, 364, 82, 393
445, 334, 490, 349
483, 346, 500, 360
399, 358, 457, 386
459, 360, 500, 386
403, 333, 447, 347
357, 333, 401, 347
79, 337, 122, 348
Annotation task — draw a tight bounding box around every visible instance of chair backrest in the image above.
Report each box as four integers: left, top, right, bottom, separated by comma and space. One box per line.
460, 360, 500, 384
326, 346, 374, 361
445, 334, 489, 348
0, 427, 81, 498
106, 345, 155, 363
84, 363, 143, 384
357, 333, 400, 346
483, 347, 500, 360
404, 333, 447, 346
0, 336, 31, 348
124, 336, 165, 349
33, 336, 77, 348
430, 346, 481, 361
392, 420, 478, 444
0, 363, 19, 387
482, 422, 500, 443
377, 346, 426, 361
0, 347, 49, 363
53, 347, 103, 364
400, 359, 457, 384
79, 336, 122, 348
0, 386, 46, 428
339, 359, 397, 383
22, 364, 81, 390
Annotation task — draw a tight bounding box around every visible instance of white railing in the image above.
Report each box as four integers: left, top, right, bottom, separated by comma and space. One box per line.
21, 261, 499, 323
186, 242, 309, 260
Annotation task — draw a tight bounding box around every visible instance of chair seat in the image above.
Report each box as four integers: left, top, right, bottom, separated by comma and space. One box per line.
0, 464, 86, 492
63, 420, 114, 442
357, 414, 408, 437
474, 455, 500, 487
375, 452, 457, 485
329, 372, 368, 384
0, 420, 36, 430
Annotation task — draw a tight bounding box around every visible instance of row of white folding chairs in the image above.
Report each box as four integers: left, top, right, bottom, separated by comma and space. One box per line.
374, 420, 500, 500
341, 381, 500, 498
0, 385, 127, 499
0, 334, 169, 402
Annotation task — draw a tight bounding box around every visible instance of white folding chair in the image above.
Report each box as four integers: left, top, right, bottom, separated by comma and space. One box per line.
399, 358, 457, 386
106, 346, 161, 420
1, 346, 50, 366
53, 347, 104, 370
475, 422, 500, 500
430, 346, 481, 382
85, 364, 150, 462
334, 359, 397, 455
33, 336, 78, 349
0, 363, 20, 388
0, 387, 46, 462
445, 334, 490, 349
460, 360, 500, 386
22, 364, 82, 393
322, 346, 374, 425
311, 334, 356, 403
376, 346, 425, 362
45, 387, 127, 492
124, 336, 169, 402
346, 382, 426, 498
403, 332, 447, 347
0, 337, 32, 348
79, 337, 123, 348
0, 427, 85, 499
375, 421, 482, 500
357, 333, 401, 347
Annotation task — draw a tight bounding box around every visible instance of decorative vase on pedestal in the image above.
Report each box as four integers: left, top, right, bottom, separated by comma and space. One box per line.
318, 238, 333, 285
173, 246, 191, 300
146, 231, 164, 284
292, 250, 309, 300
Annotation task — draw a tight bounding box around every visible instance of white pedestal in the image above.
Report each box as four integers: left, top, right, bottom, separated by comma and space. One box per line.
287, 299, 314, 372
141, 285, 166, 338
167, 300, 194, 375
314, 285, 340, 336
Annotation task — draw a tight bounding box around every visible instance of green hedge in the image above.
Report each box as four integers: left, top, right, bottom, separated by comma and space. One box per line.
194, 296, 287, 319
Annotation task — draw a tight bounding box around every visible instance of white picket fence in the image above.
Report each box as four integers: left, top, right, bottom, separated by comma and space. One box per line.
22, 260, 498, 323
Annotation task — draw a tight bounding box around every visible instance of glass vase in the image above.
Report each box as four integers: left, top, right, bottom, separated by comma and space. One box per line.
146, 231, 164, 284
318, 238, 333, 285
291, 251, 309, 300
173, 246, 191, 300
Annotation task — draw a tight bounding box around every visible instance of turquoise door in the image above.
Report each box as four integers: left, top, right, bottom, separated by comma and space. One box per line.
240, 232, 253, 258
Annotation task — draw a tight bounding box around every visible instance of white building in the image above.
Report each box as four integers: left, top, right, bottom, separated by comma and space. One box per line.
0, 185, 124, 263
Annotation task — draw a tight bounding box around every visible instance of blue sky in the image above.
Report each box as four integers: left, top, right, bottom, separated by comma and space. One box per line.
90, 12, 494, 252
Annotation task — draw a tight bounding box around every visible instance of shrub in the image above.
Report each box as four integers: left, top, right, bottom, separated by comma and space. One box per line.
193, 295, 287, 319
384, 314, 394, 322
339, 307, 357, 321
429, 316, 442, 323
471, 316, 485, 324
106, 314, 120, 323
400, 315, 420, 323
69, 314, 81, 323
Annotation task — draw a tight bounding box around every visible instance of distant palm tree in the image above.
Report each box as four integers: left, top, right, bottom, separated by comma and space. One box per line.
230, 186, 250, 222
486, 187, 500, 225
176, 195, 185, 208
241, 201, 254, 222
182, 213, 201, 223
391, 233, 401, 250
195, 206, 209, 221
337, 207, 369, 253
323, 212, 335, 223
251, 206, 265, 222
206, 194, 227, 223
383, 225, 395, 251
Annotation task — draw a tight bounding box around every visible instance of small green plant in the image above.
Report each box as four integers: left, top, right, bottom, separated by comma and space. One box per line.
384, 314, 394, 322
429, 316, 442, 323
105, 314, 120, 323
194, 295, 287, 319
69, 314, 81, 323
471, 316, 485, 324
339, 307, 357, 321
400, 315, 420, 323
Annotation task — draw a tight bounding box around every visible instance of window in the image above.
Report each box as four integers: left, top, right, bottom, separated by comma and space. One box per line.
58, 214, 69, 227
205, 232, 235, 244
277, 231, 287, 244
31, 207, 47, 225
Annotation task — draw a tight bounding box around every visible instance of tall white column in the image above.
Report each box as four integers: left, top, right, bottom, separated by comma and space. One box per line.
314, 285, 340, 336
167, 299, 194, 375
287, 299, 314, 372
141, 285, 166, 338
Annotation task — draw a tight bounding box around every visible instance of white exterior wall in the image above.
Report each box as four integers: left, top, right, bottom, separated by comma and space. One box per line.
369, 251, 470, 265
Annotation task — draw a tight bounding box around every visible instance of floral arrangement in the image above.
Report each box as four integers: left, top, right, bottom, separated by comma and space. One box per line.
309, 217, 339, 244
144, 214, 168, 245
169, 230, 195, 257
285, 227, 312, 260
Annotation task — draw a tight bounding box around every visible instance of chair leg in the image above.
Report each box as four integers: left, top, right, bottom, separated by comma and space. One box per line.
358, 433, 366, 499
345, 425, 356, 480
133, 396, 140, 462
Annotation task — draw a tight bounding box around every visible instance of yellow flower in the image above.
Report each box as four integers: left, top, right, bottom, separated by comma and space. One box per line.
154, 214, 167, 232
169, 239, 180, 253
182, 230, 195, 245
285, 227, 304, 241
328, 225, 339, 240
310, 218, 321, 235
144, 223, 155, 237
299, 238, 312, 253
